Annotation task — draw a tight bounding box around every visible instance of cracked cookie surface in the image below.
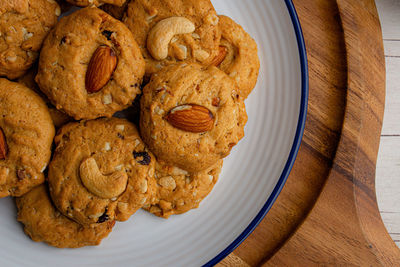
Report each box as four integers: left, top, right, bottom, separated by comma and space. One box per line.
144, 160, 222, 218
36, 7, 145, 120
123, 0, 221, 76
140, 63, 247, 173
16, 184, 115, 248
0, 0, 60, 79
48, 118, 155, 226
0, 78, 54, 197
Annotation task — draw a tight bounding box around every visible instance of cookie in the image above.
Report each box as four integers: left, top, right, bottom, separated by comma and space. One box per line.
214, 15, 260, 99
16, 184, 115, 248
48, 118, 155, 226
0, 0, 60, 79
140, 63, 247, 173
0, 78, 54, 197
123, 0, 221, 75
100, 2, 129, 20
36, 7, 145, 120
144, 160, 222, 218
18, 68, 72, 129
66, 0, 126, 7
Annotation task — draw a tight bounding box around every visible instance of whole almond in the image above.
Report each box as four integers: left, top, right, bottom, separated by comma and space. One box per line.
211, 46, 228, 67
165, 104, 214, 133
0, 128, 7, 160
85, 45, 117, 93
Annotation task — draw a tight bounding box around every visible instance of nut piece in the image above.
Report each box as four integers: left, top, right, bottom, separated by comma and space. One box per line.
0, 128, 7, 160
165, 104, 214, 133
79, 157, 128, 199
147, 17, 195, 60
211, 46, 228, 66
85, 45, 117, 93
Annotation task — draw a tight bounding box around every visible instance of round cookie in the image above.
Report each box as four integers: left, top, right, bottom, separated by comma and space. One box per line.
0, 78, 55, 197
144, 160, 223, 219
66, 0, 126, 7
123, 0, 221, 75
16, 184, 115, 248
0, 0, 60, 79
140, 63, 247, 173
18, 68, 72, 129
36, 7, 145, 120
48, 118, 155, 226
214, 15, 260, 99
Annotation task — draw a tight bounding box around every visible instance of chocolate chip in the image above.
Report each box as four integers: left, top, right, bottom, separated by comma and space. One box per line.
133, 151, 151, 165
60, 36, 66, 45
97, 208, 109, 223
102, 30, 113, 40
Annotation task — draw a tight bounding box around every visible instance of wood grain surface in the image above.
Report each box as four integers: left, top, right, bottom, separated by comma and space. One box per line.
217, 0, 400, 265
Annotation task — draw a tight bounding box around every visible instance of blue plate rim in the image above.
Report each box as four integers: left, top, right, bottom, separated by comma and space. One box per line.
204, 0, 309, 266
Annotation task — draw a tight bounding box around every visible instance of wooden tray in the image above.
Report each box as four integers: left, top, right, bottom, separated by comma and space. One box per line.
217, 0, 400, 265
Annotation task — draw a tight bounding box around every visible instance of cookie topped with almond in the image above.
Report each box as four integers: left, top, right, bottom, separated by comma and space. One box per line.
140, 62, 247, 173
36, 7, 145, 120
48, 118, 156, 226
0, 0, 60, 79
0, 78, 55, 197
216, 15, 260, 99
123, 0, 221, 75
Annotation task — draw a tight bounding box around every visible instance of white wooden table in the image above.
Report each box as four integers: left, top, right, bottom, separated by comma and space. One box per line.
375, 0, 400, 248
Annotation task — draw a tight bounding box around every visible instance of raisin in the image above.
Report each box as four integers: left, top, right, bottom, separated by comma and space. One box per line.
117, 133, 124, 139
97, 208, 109, 223
102, 30, 113, 40
133, 151, 151, 165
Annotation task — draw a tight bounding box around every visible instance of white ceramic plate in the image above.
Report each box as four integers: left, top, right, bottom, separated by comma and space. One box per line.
0, 0, 307, 266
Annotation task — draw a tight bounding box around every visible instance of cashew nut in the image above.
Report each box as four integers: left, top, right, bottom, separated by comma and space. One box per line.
79, 157, 128, 199
147, 17, 195, 60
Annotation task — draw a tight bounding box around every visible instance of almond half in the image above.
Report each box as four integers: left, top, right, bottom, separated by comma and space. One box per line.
165, 104, 214, 133
85, 45, 117, 94
0, 127, 7, 160
211, 46, 228, 67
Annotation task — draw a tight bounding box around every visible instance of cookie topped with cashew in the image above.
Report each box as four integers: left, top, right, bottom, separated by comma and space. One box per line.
0, 79, 55, 198
0, 0, 60, 79
144, 159, 223, 219
36, 7, 145, 120
123, 0, 221, 75
48, 118, 156, 226
140, 63, 247, 173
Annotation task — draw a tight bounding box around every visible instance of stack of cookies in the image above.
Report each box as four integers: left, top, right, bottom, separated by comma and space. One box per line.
0, 0, 260, 248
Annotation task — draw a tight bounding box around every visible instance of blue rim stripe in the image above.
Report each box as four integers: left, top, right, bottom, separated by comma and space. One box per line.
204, 1, 309, 266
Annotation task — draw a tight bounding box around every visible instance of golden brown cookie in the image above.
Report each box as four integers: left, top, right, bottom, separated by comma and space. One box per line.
144, 160, 222, 218
16, 184, 115, 248
214, 15, 260, 99
123, 0, 221, 75
36, 7, 145, 120
140, 63, 247, 173
48, 118, 155, 226
0, 78, 54, 197
0, 0, 60, 79
66, 0, 126, 7
18, 68, 72, 129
